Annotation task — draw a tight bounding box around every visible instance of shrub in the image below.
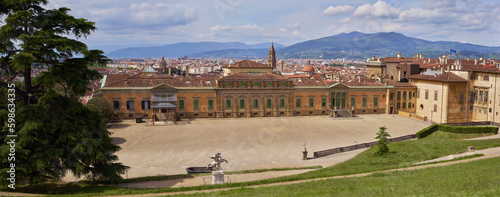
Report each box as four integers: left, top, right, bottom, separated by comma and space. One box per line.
441, 125, 498, 134
416, 124, 439, 138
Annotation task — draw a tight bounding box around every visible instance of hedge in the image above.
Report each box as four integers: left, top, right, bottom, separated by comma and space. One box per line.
439, 125, 498, 134
416, 124, 499, 138
416, 124, 440, 138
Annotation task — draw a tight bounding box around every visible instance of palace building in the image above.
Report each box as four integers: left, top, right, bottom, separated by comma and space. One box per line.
101, 45, 417, 122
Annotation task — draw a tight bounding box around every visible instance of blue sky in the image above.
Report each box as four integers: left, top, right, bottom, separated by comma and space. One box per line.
46, 0, 500, 52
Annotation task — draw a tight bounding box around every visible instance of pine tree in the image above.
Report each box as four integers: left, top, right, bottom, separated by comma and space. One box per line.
374, 126, 391, 155
0, 0, 129, 185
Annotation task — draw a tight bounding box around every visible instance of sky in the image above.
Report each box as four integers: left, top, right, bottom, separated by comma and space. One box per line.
45, 0, 500, 53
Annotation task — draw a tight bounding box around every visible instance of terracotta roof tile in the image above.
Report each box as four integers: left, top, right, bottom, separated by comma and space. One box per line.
219, 72, 289, 81
407, 72, 467, 82
381, 57, 418, 63
293, 78, 328, 87
223, 60, 271, 68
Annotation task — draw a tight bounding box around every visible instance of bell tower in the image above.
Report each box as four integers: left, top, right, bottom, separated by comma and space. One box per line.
268, 42, 276, 69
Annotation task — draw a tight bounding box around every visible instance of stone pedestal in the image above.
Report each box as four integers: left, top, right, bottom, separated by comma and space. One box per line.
302, 150, 308, 160
212, 171, 224, 185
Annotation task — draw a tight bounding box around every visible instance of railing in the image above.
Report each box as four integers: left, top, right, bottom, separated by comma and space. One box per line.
313, 134, 416, 158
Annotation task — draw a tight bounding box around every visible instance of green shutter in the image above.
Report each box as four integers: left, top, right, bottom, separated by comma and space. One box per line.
362, 97, 367, 107
309, 98, 314, 107
208, 99, 213, 109
240, 82, 245, 87
226, 82, 231, 87
267, 82, 272, 87
179, 100, 184, 110
321, 98, 326, 107
397, 102, 400, 109
240, 99, 245, 109
280, 98, 285, 108
409, 91, 413, 100
226, 99, 231, 109
253, 99, 259, 108
267, 99, 272, 108
193, 100, 199, 110
351, 97, 355, 107
254, 82, 259, 87
280, 82, 286, 87
296, 98, 301, 108
374, 97, 378, 106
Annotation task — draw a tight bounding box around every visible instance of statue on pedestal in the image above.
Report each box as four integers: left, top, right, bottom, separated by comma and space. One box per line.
207, 152, 228, 185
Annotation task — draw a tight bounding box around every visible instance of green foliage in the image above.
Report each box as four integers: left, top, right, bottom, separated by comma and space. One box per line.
0, 0, 125, 186
417, 124, 498, 139
85, 95, 114, 121
439, 125, 498, 134
0, 90, 129, 185
416, 124, 439, 138
374, 126, 390, 155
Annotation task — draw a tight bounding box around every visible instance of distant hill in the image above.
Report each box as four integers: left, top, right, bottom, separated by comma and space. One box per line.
107, 42, 285, 58
279, 31, 500, 59
106, 32, 500, 59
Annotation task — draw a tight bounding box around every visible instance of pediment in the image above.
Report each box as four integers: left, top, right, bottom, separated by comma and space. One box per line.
151, 83, 177, 92
329, 82, 349, 89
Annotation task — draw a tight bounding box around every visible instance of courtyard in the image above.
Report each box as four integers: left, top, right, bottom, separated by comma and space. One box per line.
103, 114, 430, 179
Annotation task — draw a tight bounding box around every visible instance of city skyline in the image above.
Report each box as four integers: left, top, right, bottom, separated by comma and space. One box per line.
44, 0, 500, 52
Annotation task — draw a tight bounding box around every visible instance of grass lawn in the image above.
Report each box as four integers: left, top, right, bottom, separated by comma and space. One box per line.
179, 157, 500, 196
4, 132, 500, 196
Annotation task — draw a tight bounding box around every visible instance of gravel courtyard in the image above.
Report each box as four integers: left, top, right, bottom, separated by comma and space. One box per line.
106, 114, 430, 179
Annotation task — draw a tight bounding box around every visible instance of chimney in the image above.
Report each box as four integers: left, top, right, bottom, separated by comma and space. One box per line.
372, 56, 376, 60
419, 54, 423, 59
440, 67, 444, 74
281, 60, 284, 70
474, 59, 478, 66
397, 53, 402, 59
480, 57, 484, 61
308, 60, 311, 65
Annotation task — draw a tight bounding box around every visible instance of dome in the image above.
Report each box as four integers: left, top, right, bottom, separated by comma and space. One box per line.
302, 65, 314, 72
159, 56, 167, 68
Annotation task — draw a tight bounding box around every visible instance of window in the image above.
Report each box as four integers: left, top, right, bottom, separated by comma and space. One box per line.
280, 98, 285, 108
179, 100, 184, 110
459, 92, 464, 103
253, 99, 259, 108
240, 82, 246, 87
403, 91, 407, 100
474, 90, 478, 101
253, 82, 259, 87
362, 97, 367, 107
397, 91, 401, 100
389, 93, 394, 100
113, 100, 120, 110
267, 82, 272, 87
351, 97, 355, 107
484, 90, 488, 102
397, 102, 400, 109
409, 91, 413, 100
402, 102, 406, 109
280, 82, 286, 87
416, 89, 420, 98
434, 91, 438, 101
296, 98, 301, 108
141, 100, 150, 110
193, 99, 199, 110
309, 98, 314, 107
374, 97, 378, 107
226, 99, 231, 109
208, 99, 214, 109
226, 82, 232, 87
408, 102, 412, 108
470, 93, 474, 102
267, 99, 272, 108
434, 104, 437, 112
127, 100, 134, 110
321, 98, 327, 107
479, 90, 483, 102
484, 75, 489, 81
240, 99, 245, 109
425, 90, 429, 100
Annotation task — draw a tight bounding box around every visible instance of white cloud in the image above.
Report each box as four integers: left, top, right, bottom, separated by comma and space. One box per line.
323, 5, 354, 15
339, 17, 350, 24
291, 30, 302, 37
353, 0, 400, 18
423, 0, 456, 9
398, 8, 448, 21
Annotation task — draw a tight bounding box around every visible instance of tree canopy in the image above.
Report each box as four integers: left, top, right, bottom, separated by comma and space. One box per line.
0, 0, 128, 185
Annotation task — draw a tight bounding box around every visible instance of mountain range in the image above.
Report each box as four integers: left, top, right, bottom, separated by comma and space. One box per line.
106, 32, 500, 59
